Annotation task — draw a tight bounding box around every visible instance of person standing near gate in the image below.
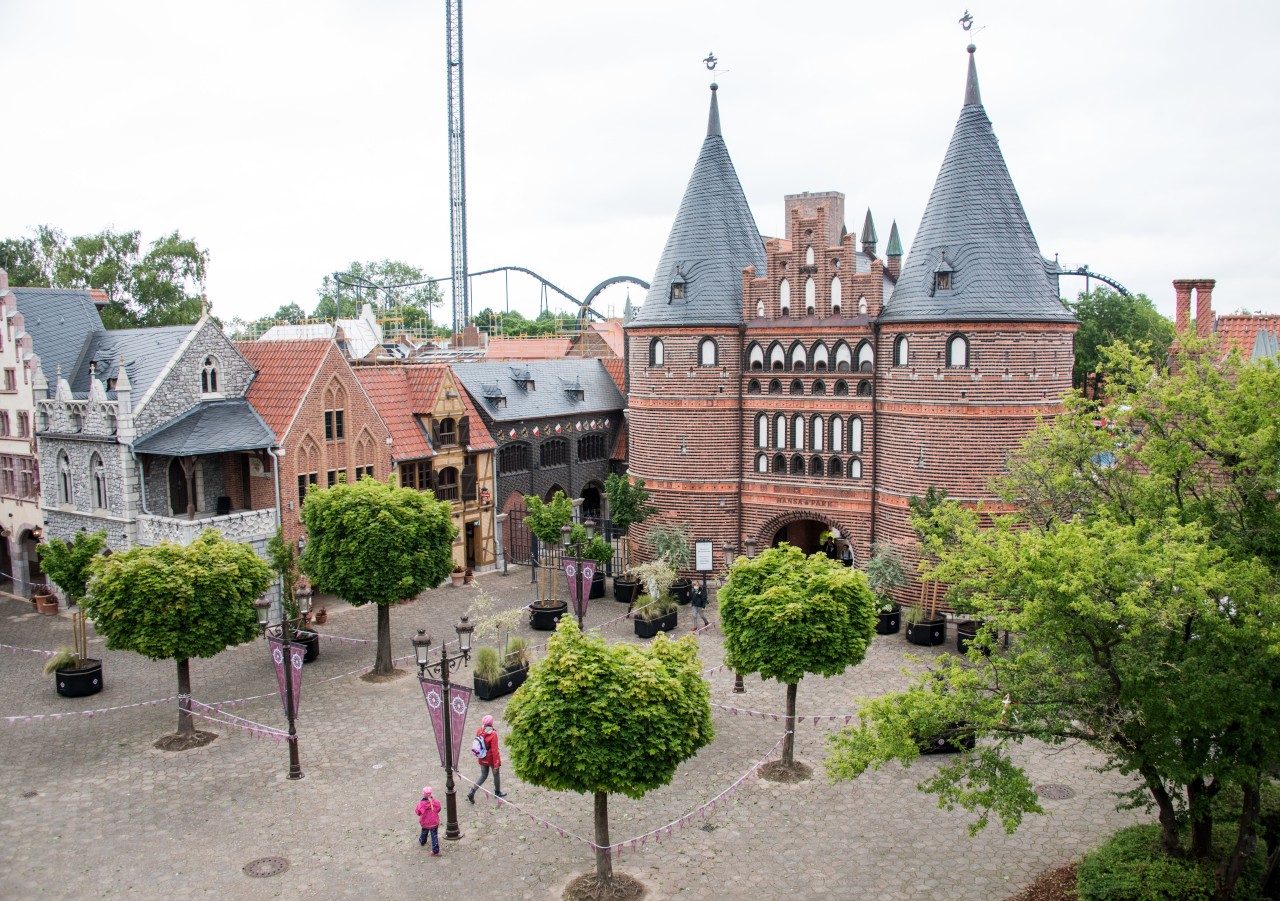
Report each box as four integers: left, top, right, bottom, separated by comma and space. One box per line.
467, 714, 505, 801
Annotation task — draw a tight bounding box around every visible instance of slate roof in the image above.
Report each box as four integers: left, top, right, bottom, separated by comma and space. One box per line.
631, 85, 765, 328
234, 339, 333, 440
71, 325, 195, 397
879, 48, 1074, 325
450, 359, 625, 424
9, 288, 106, 383
132, 399, 275, 455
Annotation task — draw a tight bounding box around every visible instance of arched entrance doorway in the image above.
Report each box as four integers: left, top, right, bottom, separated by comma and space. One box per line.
22, 530, 43, 595
0, 535, 11, 590
768, 518, 833, 558
580, 483, 602, 522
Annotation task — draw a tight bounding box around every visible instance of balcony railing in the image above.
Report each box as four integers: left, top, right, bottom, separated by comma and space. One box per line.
137, 508, 278, 547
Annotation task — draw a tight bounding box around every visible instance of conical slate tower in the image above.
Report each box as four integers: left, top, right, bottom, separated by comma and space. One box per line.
880, 46, 1072, 323
631, 84, 765, 327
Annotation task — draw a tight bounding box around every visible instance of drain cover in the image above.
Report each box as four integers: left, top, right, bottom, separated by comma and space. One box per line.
243, 856, 290, 878
21, 791, 37, 798
1035, 783, 1075, 800
700, 824, 717, 833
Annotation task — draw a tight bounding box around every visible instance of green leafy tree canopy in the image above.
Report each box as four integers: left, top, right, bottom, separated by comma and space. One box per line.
1068, 287, 1175, 392
37, 530, 106, 603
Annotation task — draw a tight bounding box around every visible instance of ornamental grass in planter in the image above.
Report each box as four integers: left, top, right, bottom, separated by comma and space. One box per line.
649, 522, 693, 604
633, 593, 678, 639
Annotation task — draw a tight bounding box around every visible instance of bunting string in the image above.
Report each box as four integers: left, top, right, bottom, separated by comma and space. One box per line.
185, 697, 291, 739
0, 643, 57, 658
714, 703, 858, 726
4, 694, 179, 725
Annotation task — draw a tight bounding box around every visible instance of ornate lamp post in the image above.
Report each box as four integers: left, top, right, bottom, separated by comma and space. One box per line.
413, 616, 474, 840
560, 518, 597, 630
254, 590, 312, 780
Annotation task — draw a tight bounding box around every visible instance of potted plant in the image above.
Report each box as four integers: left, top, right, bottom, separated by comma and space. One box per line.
904, 581, 947, 646
37, 531, 108, 695
649, 522, 693, 604
524, 492, 573, 628
313, 606, 328, 625
633, 592, 679, 639
865, 541, 907, 635
450, 565, 466, 587
955, 616, 990, 656
464, 567, 474, 585
467, 592, 531, 700
34, 585, 59, 616
603, 472, 656, 603
904, 487, 955, 647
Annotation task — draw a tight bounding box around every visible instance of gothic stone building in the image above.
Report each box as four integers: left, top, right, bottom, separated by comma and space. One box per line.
624, 47, 1077, 599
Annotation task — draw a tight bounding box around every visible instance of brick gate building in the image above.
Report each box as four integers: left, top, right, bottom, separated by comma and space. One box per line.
624, 46, 1077, 599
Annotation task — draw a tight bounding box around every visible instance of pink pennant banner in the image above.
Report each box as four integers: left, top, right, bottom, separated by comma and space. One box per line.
420, 677, 473, 768
267, 634, 305, 720
562, 558, 596, 620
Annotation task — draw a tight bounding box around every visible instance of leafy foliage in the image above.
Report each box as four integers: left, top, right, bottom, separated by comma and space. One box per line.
648, 522, 692, 572
474, 646, 503, 682
37, 530, 106, 604
1076, 825, 1219, 901
632, 560, 676, 601
1069, 288, 1175, 393
314, 259, 442, 328
267, 528, 300, 619
505, 619, 713, 798
864, 541, 907, 610
602, 472, 656, 533
523, 491, 574, 543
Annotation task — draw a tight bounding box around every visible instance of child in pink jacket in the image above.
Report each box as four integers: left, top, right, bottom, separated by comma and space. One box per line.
415, 786, 442, 855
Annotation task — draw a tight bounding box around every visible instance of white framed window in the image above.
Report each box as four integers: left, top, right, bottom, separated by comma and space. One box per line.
849, 416, 863, 453
789, 343, 807, 372
769, 343, 786, 370
756, 453, 769, 473
792, 414, 805, 450
848, 457, 863, 479
805, 278, 816, 314
948, 334, 969, 368
748, 343, 764, 370
755, 414, 768, 448
649, 339, 665, 367
811, 415, 824, 451
831, 417, 844, 453
895, 335, 909, 367
831, 276, 842, 313
779, 279, 791, 315
699, 338, 717, 366
812, 343, 829, 371
834, 342, 852, 372
774, 414, 787, 449
856, 341, 874, 372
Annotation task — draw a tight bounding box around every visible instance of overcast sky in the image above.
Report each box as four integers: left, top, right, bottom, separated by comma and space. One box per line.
3, 0, 1277, 326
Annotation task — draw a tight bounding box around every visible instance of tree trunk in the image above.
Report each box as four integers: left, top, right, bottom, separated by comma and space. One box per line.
374, 603, 393, 675
782, 681, 798, 765
1215, 782, 1261, 901
1141, 766, 1184, 856
1188, 776, 1219, 860
594, 790, 612, 883
176, 658, 193, 734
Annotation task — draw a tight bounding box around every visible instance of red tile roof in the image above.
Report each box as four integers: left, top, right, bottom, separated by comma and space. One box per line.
600, 357, 626, 393
353, 365, 494, 461
234, 339, 333, 439
610, 420, 628, 461
485, 337, 572, 360
1217, 314, 1280, 359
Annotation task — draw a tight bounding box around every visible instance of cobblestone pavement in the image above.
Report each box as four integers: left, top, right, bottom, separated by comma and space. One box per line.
0, 571, 1143, 900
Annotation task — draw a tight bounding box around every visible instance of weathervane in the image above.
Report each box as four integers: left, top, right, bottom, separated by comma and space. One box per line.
959, 10, 973, 31
703, 52, 717, 72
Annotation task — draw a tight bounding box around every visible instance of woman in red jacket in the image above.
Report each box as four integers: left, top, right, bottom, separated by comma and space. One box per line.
467, 714, 506, 801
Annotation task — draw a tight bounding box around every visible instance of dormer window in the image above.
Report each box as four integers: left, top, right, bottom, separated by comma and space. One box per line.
508, 367, 535, 391
200, 356, 220, 394
934, 253, 954, 292
669, 268, 686, 302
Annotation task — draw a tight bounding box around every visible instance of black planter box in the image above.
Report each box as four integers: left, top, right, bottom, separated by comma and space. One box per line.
296, 630, 321, 663
55, 659, 104, 698
956, 620, 989, 656
919, 722, 977, 754
634, 610, 678, 638
530, 601, 567, 631
876, 606, 901, 635
589, 570, 606, 600
614, 579, 639, 605
672, 580, 692, 605
474, 666, 528, 701
905, 617, 947, 647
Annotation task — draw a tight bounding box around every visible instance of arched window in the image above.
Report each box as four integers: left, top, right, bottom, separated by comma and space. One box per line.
849, 416, 863, 453
324, 382, 347, 441
894, 335, 909, 367
790, 455, 805, 475
805, 278, 816, 315
811, 379, 826, 396
755, 414, 768, 448
699, 338, 717, 366
848, 457, 863, 479
747, 379, 761, 395
792, 414, 805, 450
789, 379, 804, 395
774, 414, 787, 449
805, 246, 815, 265
831, 417, 844, 453
768, 379, 783, 395
833, 380, 849, 396
831, 276, 842, 313
90, 453, 107, 509
500, 442, 530, 473
834, 342, 853, 372
858, 296, 868, 315
789, 342, 807, 371
649, 339, 665, 367
435, 466, 459, 502
828, 457, 843, 478
747, 343, 765, 370
948, 334, 969, 367
856, 340, 874, 372
540, 439, 568, 468
200, 356, 220, 394
773, 453, 787, 474
58, 451, 73, 506
756, 453, 769, 473
811, 415, 825, 451
769, 342, 786, 370
809, 456, 824, 476
812, 342, 829, 371
779, 279, 790, 315
857, 380, 873, 397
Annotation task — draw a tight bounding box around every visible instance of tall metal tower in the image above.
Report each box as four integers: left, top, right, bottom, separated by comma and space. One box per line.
445, 0, 469, 336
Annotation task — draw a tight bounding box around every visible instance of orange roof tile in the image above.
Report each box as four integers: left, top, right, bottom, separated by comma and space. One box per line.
1217, 314, 1280, 359
600, 357, 626, 393
235, 339, 333, 439
610, 420, 628, 461
353, 364, 494, 460
485, 337, 572, 360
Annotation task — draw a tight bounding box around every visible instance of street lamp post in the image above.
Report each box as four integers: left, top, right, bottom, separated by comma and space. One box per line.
413, 617, 474, 840
560, 519, 597, 630
253, 589, 312, 780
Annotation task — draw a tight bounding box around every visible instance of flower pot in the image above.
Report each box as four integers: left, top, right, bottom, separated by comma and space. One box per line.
634, 610, 678, 639
450, 571, 466, 587
919, 722, 977, 754
55, 658, 103, 698
529, 600, 567, 631
876, 605, 901, 635
474, 665, 528, 701
464, 569, 474, 584
613, 578, 639, 605
671, 579, 692, 605
956, 619, 988, 655
313, 609, 328, 625
34, 591, 59, 616
296, 630, 321, 663
905, 615, 947, 646
589, 569, 606, 600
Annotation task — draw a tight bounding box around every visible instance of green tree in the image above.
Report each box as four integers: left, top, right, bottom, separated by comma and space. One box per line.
37, 530, 107, 607
504, 619, 713, 885
84, 531, 271, 737
602, 472, 656, 577
720, 544, 878, 767
299, 478, 456, 676
524, 491, 574, 604
315, 259, 442, 329
1069, 287, 1175, 393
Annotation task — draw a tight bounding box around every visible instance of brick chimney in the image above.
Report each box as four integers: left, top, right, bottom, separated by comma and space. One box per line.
1193, 279, 1216, 339
1173, 280, 1194, 333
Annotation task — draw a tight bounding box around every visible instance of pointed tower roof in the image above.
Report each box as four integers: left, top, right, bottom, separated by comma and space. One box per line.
861, 209, 878, 255
631, 84, 765, 328
879, 46, 1073, 324
886, 220, 903, 257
